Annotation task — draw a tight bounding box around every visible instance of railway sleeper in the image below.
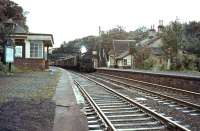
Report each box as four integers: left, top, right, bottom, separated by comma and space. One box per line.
103, 110, 141, 115
98, 105, 131, 109
96, 102, 126, 106
107, 113, 148, 119
101, 107, 138, 112
88, 124, 102, 130
110, 117, 156, 124
116, 126, 166, 131
113, 121, 161, 127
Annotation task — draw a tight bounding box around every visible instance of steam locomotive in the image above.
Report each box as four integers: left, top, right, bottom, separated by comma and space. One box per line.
54, 52, 95, 72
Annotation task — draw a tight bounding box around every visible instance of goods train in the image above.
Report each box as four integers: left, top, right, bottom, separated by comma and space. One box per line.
54, 52, 95, 72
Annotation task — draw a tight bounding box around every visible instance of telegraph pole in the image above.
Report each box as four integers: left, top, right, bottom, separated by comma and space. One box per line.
98, 26, 102, 67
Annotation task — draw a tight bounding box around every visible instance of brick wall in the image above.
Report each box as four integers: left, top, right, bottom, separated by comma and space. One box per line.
45, 60, 49, 69
14, 58, 47, 70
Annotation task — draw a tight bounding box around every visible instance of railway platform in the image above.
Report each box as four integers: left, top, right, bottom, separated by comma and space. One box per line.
52, 67, 88, 131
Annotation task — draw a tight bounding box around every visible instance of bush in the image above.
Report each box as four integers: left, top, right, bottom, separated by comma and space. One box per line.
0, 62, 7, 73
0, 63, 17, 74
144, 57, 154, 69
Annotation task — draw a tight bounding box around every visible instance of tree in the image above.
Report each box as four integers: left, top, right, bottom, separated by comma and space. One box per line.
0, 0, 28, 66
182, 21, 200, 71
161, 21, 183, 70
161, 21, 183, 57
101, 26, 129, 50
128, 27, 148, 42
0, 0, 28, 42
183, 21, 200, 56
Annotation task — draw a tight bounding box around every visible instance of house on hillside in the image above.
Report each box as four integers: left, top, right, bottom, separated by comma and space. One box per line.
107, 40, 135, 68
116, 50, 132, 69
1, 22, 54, 70
107, 21, 165, 69
135, 36, 165, 69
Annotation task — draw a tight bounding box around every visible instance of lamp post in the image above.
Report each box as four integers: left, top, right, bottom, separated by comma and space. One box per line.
3, 19, 16, 73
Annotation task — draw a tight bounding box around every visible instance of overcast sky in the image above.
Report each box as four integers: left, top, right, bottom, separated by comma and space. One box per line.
13, 0, 200, 47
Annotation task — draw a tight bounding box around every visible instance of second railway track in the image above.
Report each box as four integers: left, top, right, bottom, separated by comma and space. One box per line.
83, 72, 200, 130
95, 73, 200, 106
89, 72, 200, 111
71, 72, 190, 131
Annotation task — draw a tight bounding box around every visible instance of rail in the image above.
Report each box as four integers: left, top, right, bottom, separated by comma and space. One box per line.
74, 80, 117, 131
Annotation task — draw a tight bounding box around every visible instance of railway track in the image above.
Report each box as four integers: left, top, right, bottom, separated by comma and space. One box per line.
95, 72, 200, 96
90, 72, 200, 111
71, 72, 190, 131
82, 72, 200, 130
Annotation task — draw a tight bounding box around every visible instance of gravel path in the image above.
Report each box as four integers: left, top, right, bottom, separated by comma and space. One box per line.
0, 69, 61, 131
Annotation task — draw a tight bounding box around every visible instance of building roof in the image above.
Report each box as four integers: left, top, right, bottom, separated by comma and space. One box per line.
148, 38, 164, 55
116, 50, 129, 59
149, 38, 163, 48
151, 47, 164, 56
11, 33, 54, 47
14, 24, 28, 34
135, 36, 164, 56
112, 40, 134, 58
10, 22, 54, 47
136, 36, 160, 47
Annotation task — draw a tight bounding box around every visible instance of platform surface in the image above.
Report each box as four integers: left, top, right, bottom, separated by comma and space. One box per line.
52, 67, 88, 131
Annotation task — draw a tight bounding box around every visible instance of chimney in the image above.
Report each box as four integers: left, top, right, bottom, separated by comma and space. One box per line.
158, 20, 164, 33
149, 25, 156, 38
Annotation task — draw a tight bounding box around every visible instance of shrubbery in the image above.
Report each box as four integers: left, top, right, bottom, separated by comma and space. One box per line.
144, 57, 154, 70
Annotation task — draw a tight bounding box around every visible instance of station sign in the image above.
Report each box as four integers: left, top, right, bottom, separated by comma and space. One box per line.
5, 46, 14, 63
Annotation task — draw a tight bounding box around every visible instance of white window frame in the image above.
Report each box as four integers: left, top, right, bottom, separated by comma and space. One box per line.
123, 59, 127, 66
15, 46, 23, 58
30, 41, 43, 59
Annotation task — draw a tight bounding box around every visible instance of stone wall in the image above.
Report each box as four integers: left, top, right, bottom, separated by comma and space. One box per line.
97, 68, 200, 93
14, 58, 47, 70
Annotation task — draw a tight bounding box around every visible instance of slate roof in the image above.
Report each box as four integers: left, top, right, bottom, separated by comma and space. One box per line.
136, 36, 164, 56
116, 50, 129, 59
136, 36, 160, 47
5, 19, 28, 34
14, 24, 28, 34
112, 40, 134, 58
149, 38, 163, 48
151, 47, 164, 56
148, 38, 164, 55
113, 41, 129, 57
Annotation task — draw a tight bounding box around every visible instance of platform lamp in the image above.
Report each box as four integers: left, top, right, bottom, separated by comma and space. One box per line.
3, 19, 16, 73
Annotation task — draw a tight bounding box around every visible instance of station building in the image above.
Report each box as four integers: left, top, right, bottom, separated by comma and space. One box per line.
12, 33, 54, 70
6, 23, 54, 70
